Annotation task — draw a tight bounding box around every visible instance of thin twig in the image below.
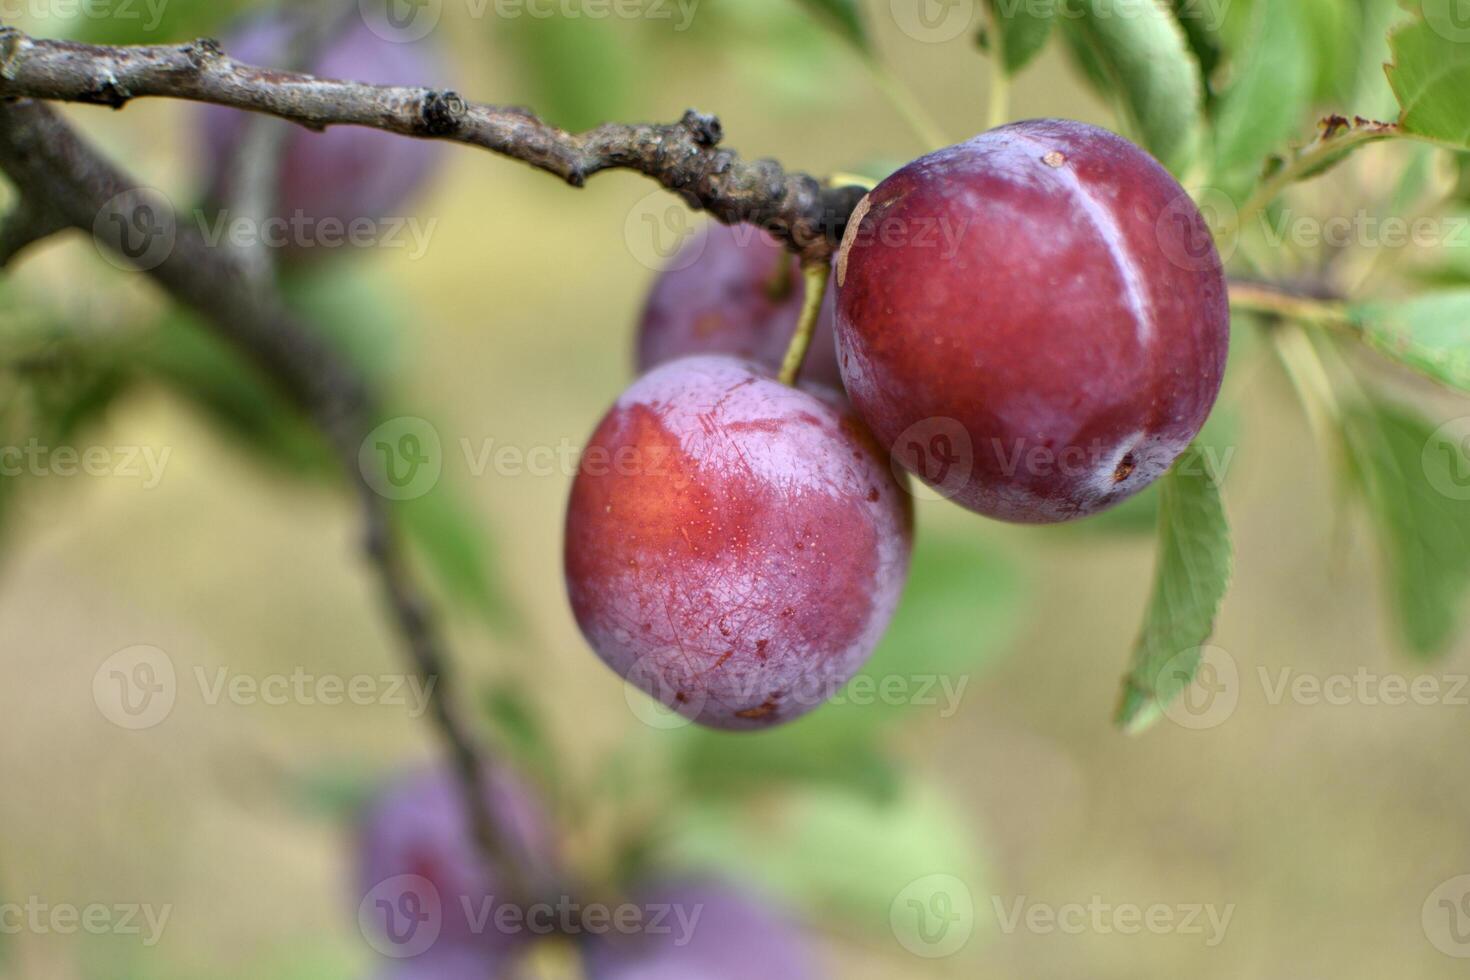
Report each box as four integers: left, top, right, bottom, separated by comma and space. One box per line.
0, 97, 541, 906
0, 28, 865, 262
1228, 280, 1353, 330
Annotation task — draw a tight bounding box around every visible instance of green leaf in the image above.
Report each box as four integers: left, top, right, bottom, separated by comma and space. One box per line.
985, 0, 1055, 74
1386, 2, 1470, 147
1298, 0, 1362, 105
864, 530, 1025, 691
1351, 291, 1470, 392
1212, 0, 1315, 182
396, 483, 515, 629
676, 720, 899, 803
662, 784, 981, 935
1351, 0, 1404, 117
290, 760, 381, 819
482, 683, 560, 795
793, 0, 868, 52
1063, 0, 1205, 175
1115, 444, 1234, 732
1166, 0, 1223, 95
135, 312, 332, 475
501, 14, 639, 132
1342, 397, 1470, 656
66, 0, 255, 45
279, 265, 404, 390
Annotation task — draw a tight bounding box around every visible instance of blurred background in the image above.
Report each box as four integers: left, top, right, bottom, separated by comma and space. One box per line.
1, 0, 1469, 977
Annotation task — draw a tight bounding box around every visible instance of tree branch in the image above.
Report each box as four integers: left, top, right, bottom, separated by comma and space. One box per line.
0, 196, 66, 264
0, 28, 866, 262
0, 97, 544, 905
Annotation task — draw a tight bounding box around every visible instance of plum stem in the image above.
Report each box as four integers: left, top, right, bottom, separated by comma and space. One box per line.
764, 252, 795, 302
778, 262, 831, 387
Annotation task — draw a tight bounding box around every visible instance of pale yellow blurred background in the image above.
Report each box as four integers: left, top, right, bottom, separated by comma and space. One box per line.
1, 2, 1469, 978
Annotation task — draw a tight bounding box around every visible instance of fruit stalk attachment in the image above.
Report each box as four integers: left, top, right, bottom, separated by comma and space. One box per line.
778, 262, 832, 387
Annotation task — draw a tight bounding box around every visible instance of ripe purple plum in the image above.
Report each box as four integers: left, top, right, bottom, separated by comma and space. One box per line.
200, 11, 445, 258
564, 356, 912, 730
834, 119, 1229, 523
374, 943, 510, 979
582, 879, 818, 980
636, 223, 842, 390
356, 766, 550, 956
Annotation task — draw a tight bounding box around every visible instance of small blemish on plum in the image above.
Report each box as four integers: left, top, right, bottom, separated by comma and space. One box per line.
735, 699, 778, 720
719, 617, 732, 637
674, 691, 688, 703
836, 193, 873, 288
866, 487, 880, 502
1113, 452, 1137, 483
755, 639, 769, 658
781, 606, 795, 618
1043, 151, 1066, 168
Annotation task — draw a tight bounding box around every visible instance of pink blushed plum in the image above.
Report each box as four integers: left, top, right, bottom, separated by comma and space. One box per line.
564, 356, 911, 730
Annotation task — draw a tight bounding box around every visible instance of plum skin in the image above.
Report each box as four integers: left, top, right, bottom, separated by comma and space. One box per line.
356, 766, 552, 956
564, 356, 912, 731
834, 118, 1230, 523
581, 879, 818, 980
636, 223, 842, 391
200, 12, 444, 255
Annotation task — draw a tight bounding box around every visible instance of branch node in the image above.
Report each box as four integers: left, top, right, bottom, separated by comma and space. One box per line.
85, 74, 130, 109
421, 89, 466, 137
0, 27, 25, 81
680, 109, 722, 148
186, 37, 224, 68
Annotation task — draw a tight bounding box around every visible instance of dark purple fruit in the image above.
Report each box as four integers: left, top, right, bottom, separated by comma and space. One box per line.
636, 223, 842, 390
834, 119, 1229, 523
